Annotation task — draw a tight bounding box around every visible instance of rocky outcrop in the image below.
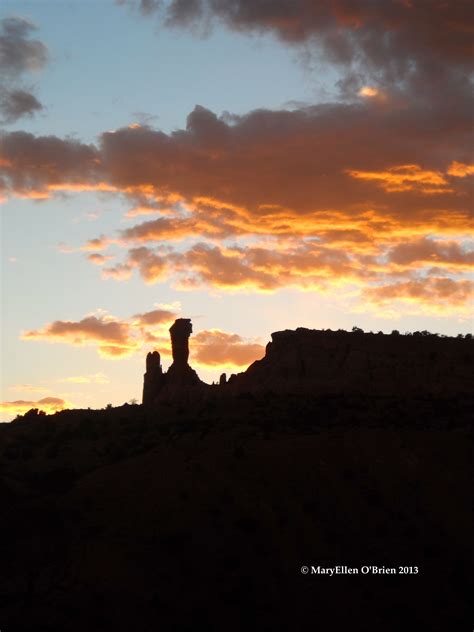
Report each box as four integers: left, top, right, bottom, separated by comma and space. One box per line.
142, 351, 164, 406
226, 328, 473, 396
170, 319, 192, 367
142, 318, 205, 406
144, 323, 473, 406
166, 319, 202, 387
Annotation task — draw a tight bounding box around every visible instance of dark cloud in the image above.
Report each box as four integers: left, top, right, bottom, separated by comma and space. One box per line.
1, 101, 471, 220
103, 103, 472, 222
120, 0, 473, 101
116, 0, 163, 17
0, 17, 48, 123
0, 88, 42, 123
0, 131, 101, 194
0, 16, 48, 78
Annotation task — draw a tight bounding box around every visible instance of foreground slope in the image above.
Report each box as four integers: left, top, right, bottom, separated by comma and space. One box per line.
1, 329, 473, 630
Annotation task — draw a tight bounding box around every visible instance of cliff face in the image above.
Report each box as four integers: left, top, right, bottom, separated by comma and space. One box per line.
227, 329, 473, 396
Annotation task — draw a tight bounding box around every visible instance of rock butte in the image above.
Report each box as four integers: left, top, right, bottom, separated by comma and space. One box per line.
143, 319, 473, 407
143, 318, 202, 406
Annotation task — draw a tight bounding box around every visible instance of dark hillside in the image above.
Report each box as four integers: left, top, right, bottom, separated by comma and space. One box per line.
1, 328, 473, 631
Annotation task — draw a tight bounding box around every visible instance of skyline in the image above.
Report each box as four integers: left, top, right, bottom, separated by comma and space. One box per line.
1, 0, 473, 420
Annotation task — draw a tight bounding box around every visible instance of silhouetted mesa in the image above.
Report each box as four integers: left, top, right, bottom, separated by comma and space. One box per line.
143, 322, 473, 407
143, 318, 204, 406
227, 328, 473, 396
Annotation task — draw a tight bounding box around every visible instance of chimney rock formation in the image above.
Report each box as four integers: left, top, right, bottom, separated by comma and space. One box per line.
169, 318, 192, 367
142, 318, 203, 406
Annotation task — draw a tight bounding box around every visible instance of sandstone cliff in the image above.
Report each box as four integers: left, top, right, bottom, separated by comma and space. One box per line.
227, 328, 473, 396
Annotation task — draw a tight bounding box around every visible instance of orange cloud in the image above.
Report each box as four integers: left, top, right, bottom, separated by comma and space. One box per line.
112, 242, 372, 292
133, 308, 177, 326
2, 101, 472, 320
359, 86, 378, 97
48, 182, 117, 193
3, 105, 471, 225
447, 162, 474, 177
97, 234, 474, 320
387, 238, 474, 272
87, 253, 115, 265
0, 396, 70, 416
101, 263, 134, 281
363, 277, 474, 316
103, 247, 169, 284
121, 216, 197, 242
347, 165, 452, 193
19, 306, 266, 372
82, 235, 111, 251
124, 196, 182, 218
22, 315, 139, 358
20, 306, 180, 360
191, 330, 265, 368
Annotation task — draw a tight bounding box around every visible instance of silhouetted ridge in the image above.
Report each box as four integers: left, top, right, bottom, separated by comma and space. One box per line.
143, 321, 473, 405
226, 327, 473, 396
2, 323, 472, 631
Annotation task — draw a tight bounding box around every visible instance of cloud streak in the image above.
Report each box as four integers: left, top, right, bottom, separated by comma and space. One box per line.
0, 396, 70, 416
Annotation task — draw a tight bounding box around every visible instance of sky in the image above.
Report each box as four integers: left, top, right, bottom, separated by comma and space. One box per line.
1, 0, 473, 420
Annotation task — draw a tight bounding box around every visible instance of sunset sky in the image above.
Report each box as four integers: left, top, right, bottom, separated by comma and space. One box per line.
1, 0, 473, 420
